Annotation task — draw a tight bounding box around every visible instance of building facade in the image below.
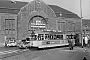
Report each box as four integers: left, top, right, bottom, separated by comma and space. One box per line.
0, 0, 82, 46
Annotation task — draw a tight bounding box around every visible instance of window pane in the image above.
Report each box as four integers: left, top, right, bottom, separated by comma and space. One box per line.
5, 19, 15, 35
9, 30, 12, 34
12, 20, 15, 30
12, 31, 15, 34
1, 30, 5, 35
9, 20, 12, 29
5, 20, 9, 30
5, 30, 8, 34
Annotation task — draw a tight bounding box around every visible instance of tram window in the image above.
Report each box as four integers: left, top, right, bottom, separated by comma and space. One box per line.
41, 34, 44, 40
58, 35, 63, 40
26, 38, 30, 41
35, 35, 37, 40
42, 38, 44, 40
12, 38, 15, 39
38, 34, 44, 40
48, 35, 50, 40
49, 34, 53, 40
55, 35, 62, 40
57, 35, 60, 39
6, 38, 8, 40
46, 34, 50, 40
66, 35, 69, 39
70, 35, 73, 39
66, 35, 74, 39
51, 35, 53, 39
45, 34, 49, 40
9, 38, 11, 40
71, 34, 75, 39
57, 35, 59, 39
67, 35, 70, 39
69, 35, 70, 38
31, 35, 37, 40
73, 35, 75, 39
38, 35, 41, 40
54, 35, 57, 40
61, 35, 63, 39
38, 36, 40, 40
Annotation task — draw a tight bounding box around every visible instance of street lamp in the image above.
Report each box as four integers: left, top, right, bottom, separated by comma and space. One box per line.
60, 14, 62, 17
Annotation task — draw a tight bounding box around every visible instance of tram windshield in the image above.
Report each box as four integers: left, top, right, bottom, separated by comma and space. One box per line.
38, 34, 44, 40
67, 35, 75, 39
30, 35, 37, 40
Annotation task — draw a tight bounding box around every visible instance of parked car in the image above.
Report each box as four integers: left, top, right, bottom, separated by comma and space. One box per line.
18, 39, 30, 49
4, 39, 17, 47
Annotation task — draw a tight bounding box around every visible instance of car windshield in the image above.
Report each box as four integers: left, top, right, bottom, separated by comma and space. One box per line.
26, 38, 30, 41
22, 40, 26, 42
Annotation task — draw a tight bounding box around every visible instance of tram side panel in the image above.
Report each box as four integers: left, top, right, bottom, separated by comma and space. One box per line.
35, 40, 69, 48
30, 41, 42, 47
29, 33, 69, 48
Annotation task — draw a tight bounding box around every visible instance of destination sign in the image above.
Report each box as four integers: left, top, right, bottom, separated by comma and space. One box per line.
31, 20, 46, 28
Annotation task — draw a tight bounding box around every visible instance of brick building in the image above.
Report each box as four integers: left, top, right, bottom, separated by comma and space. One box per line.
0, 0, 82, 46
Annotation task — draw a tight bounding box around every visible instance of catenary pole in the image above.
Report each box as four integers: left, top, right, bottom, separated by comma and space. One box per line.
80, 0, 83, 47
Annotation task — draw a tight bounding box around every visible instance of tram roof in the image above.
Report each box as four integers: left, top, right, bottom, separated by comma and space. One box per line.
31, 30, 64, 34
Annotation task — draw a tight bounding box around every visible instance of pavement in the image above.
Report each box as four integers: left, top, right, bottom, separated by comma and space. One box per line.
31, 47, 90, 60
0, 47, 18, 51
0, 46, 90, 60
0, 47, 29, 59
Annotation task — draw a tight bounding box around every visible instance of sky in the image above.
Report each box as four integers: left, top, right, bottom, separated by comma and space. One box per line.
14, 0, 90, 19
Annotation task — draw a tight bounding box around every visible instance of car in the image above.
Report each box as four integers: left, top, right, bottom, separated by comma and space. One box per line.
4, 39, 17, 47
18, 39, 30, 49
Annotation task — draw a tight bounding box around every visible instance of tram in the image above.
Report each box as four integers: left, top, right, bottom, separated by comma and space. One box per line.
28, 30, 75, 48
